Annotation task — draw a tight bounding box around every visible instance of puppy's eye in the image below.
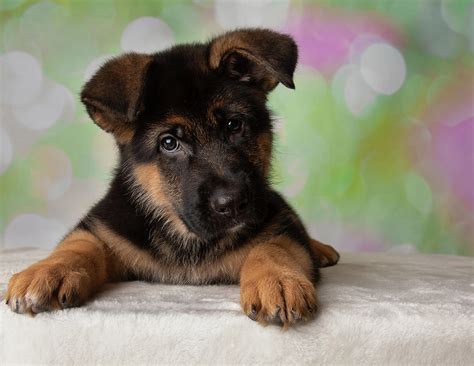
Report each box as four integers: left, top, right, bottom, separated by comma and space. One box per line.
227, 120, 243, 134
160, 135, 180, 152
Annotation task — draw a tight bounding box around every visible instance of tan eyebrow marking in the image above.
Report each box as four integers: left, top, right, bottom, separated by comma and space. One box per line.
164, 114, 191, 128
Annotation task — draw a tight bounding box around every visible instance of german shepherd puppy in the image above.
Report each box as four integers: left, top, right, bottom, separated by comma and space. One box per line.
5, 29, 339, 327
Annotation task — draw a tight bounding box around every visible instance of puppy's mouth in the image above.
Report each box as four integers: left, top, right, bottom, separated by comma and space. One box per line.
179, 213, 247, 240
229, 222, 246, 233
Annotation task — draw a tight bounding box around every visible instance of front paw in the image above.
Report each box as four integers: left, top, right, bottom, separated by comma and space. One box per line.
310, 239, 340, 268
5, 261, 92, 314
240, 272, 317, 327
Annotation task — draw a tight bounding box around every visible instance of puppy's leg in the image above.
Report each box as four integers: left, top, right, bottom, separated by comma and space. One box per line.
309, 238, 340, 267
5, 229, 116, 314
240, 236, 317, 327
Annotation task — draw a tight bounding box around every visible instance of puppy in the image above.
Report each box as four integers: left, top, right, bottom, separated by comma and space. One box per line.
5, 29, 339, 326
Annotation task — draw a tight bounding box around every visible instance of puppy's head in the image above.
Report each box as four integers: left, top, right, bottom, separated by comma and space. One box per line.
81, 29, 297, 240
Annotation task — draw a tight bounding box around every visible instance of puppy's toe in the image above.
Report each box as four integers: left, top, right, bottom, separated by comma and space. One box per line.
310, 239, 340, 268
240, 271, 317, 328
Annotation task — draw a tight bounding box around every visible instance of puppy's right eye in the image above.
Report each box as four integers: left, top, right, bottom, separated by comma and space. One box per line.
227, 119, 242, 134
160, 135, 180, 152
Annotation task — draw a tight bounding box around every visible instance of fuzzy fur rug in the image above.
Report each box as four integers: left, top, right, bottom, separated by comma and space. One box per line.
0, 248, 473, 365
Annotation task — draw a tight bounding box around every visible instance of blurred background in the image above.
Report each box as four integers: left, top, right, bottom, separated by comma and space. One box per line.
0, 0, 472, 255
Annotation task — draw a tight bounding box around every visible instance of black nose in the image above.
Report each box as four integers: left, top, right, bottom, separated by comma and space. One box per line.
210, 186, 248, 216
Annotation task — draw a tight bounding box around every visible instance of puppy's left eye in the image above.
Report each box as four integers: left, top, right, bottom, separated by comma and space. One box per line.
160, 135, 180, 152
227, 120, 243, 134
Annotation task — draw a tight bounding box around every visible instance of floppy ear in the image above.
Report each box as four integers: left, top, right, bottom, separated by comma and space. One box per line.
208, 28, 298, 92
80, 53, 153, 143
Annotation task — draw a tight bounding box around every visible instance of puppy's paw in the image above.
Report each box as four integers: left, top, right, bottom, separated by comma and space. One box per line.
5, 261, 92, 314
240, 272, 317, 327
310, 239, 340, 267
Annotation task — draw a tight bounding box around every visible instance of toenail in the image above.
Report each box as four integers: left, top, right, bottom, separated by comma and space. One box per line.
248, 304, 258, 320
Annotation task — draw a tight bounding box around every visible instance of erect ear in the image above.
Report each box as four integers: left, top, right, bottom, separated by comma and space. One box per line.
80, 53, 153, 143
208, 28, 298, 93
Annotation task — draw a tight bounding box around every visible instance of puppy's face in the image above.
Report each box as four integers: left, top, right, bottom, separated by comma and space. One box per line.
81, 29, 297, 240
136, 64, 273, 238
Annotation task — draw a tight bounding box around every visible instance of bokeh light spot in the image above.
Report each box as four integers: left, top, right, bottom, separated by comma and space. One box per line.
404, 172, 433, 215
416, 1, 464, 58
4, 214, 66, 249
0, 107, 43, 157
0, 51, 43, 106
349, 33, 384, 66
360, 43, 406, 95
331, 64, 356, 104
121, 17, 174, 54
281, 159, 309, 198
92, 132, 118, 173
30, 146, 73, 201
47, 178, 107, 229
344, 68, 377, 116
59, 84, 76, 123
12, 79, 69, 130
215, 0, 290, 30
441, 0, 473, 35
0, 126, 13, 174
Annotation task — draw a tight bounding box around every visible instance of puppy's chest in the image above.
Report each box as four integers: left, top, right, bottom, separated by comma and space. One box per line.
131, 235, 248, 284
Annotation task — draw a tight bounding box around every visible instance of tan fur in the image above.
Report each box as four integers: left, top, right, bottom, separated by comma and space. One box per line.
93, 114, 134, 144
91, 219, 250, 284
132, 163, 197, 241
90, 219, 321, 297
109, 125, 134, 145
6, 220, 326, 317
256, 131, 272, 177
209, 33, 246, 70
309, 239, 340, 267
240, 235, 317, 327
165, 114, 192, 128
5, 229, 113, 314
91, 220, 160, 281
133, 163, 173, 208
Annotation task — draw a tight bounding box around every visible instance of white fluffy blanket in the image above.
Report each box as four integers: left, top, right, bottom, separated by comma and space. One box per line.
0, 249, 473, 365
